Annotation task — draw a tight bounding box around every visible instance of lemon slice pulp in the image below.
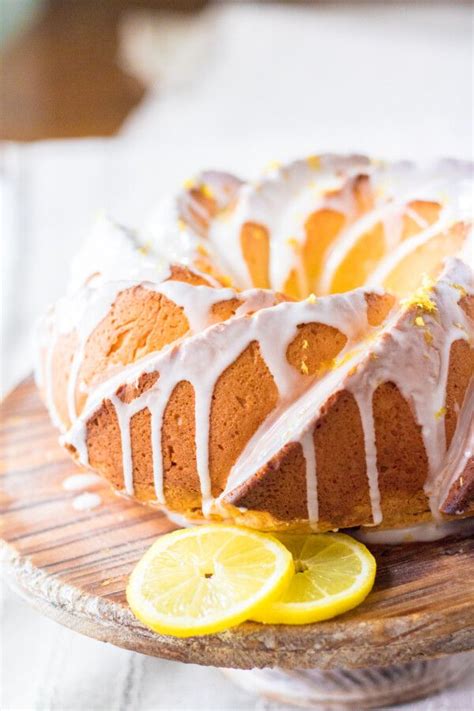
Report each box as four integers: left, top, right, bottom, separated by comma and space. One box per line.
127, 525, 293, 637
251, 532, 376, 625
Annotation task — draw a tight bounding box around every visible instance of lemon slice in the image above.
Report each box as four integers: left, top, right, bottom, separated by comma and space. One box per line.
127, 525, 293, 637
251, 532, 376, 625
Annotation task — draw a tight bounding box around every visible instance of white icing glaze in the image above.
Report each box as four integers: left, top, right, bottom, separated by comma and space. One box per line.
353, 517, 474, 545
351, 388, 382, 525
62, 473, 102, 491
368, 217, 472, 291
109, 392, 134, 495
64, 282, 139, 423
164, 510, 211, 528
39, 258, 258, 431
38, 155, 474, 533
66, 288, 380, 506
210, 156, 372, 293
43, 329, 64, 431
321, 167, 473, 295
72, 492, 102, 511
346, 260, 472, 519
221, 259, 472, 524
69, 214, 169, 292
435, 381, 474, 512
300, 429, 318, 525
221, 336, 371, 500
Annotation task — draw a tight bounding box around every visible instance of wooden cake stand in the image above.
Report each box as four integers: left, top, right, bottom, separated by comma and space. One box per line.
1, 378, 473, 710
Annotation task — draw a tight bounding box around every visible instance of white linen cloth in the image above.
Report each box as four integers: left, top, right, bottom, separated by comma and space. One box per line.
1, 3, 473, 709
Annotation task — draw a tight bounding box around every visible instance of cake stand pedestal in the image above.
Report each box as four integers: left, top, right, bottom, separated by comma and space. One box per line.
223, 655, 473, 710
1, 378, 473, 710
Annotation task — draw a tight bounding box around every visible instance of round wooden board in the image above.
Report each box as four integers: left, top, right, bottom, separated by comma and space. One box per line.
1, 377, 473, 671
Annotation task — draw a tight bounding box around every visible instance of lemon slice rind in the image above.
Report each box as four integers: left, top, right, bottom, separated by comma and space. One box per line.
126, 525, 294, 637
251, 532, 376, 625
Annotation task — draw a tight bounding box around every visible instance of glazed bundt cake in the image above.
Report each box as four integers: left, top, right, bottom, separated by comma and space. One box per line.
36, 155, 474, 533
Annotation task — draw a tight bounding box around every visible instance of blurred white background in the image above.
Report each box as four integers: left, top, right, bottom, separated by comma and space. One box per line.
2, 2, 473, 393
1, 2, 473, 709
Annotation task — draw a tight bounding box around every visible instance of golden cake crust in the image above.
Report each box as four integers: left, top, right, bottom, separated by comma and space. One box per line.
39, 155, 474, 533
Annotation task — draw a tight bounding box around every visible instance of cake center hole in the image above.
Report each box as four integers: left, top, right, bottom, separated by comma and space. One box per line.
295, 559, 308, 574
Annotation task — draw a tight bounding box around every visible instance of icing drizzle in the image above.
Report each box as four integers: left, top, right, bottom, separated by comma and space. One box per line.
37, 155, 473, 530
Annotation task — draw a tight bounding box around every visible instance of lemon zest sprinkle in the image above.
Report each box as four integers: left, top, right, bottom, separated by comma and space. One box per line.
183, 177, 195, 190
265, 159, 281, 173
332, 349, 360, 370
196, 243, 209, 257
137, 242, 151, 255
451, 283, 467, 297
307, 155, 321, 170
401, 275, 437, 313
200, 184, 214, 200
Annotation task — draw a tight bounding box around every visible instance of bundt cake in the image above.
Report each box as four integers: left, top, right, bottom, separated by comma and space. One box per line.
35, 155, 474, 533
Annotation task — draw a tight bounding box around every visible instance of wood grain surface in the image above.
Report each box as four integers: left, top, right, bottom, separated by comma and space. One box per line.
1, 377, 473, 670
